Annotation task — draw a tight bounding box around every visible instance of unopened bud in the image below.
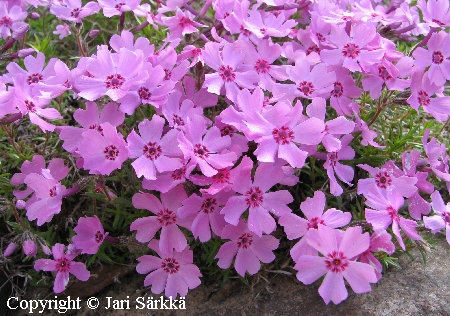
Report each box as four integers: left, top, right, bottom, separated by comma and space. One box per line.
15, 199, 26, 210
23, 239, 37, 258
3, 242, 18, 257
18, 48, 36, 58
30, 12, 40, 20
88, 29, 99, 39
12, 24, 29, 41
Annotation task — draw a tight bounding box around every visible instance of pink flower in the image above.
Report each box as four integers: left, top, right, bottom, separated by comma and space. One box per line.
127, 115, 182, 180
78, 122, 128, 175
359, 230, 395, 281
23, 239, 37, 258
177, 115, 237, 177
221, 163, 293, 237
72, 216, 107, 254
418, 0, 450, 28
98, 0, 139, 17
34, 243, 90, 293
130, 186, 193, 254
215, 220, 279, 277
294, 225, 377, 305
161, 8, 206, 41
0, 2, 27, 39
364, 185, 422, 250
136, 240, 201, 298
412, 31, 450, 86
424, 191, 450, 244
53, 24, 71, 39
279, 190, 351, 260
50, 0, 100, 23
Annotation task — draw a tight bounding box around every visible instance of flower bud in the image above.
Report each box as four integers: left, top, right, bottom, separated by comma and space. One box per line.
23, 240, 37, 258
16, 199, 26, 210
3, 242, 18, 257
88, 29, 99, 39
30, 12, 40, 20
12, 24, 29, 41
18, 48, 36, 58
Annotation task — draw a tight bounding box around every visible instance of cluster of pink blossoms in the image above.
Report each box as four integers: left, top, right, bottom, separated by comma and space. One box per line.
2, 0, 450, 304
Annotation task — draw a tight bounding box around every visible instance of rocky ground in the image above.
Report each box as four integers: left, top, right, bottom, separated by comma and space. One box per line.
6, 235, 450, 316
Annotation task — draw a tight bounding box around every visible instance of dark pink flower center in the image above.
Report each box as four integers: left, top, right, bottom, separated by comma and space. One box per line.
179, 16, 192, 28
164, 69, 172, 80
63, 80, 72, 88
138, 87, 151, 100
220, 125, 235, 137
432, 19, 445, 26
272, 126, 294, 145
325, 251, 349, 273
172, 114, 185, 126
328, 152, 338, 167
49, 186, 57, 197
56, 257, 71, 273
254, 59, 271, 74
212, 168, 230, 184
89, 124, 104, 135
316, 33, 326, 42
432, 51, 444, 64
297, 81, 315, 96
105, 74, 125, 89
375, 171, 392, 189
307, 217, 325, 229
245, 186, 263, 208
441, 212, 450, 225
143, 142, 162, 160
342, 43, 360, 59
418, 90, 431, 107
331, 82, 344, 98
219, 65, 236, 82
71, 8, 81, 18
25, 100, 36, 113
27, 73, 43, 85
201, 197, 217, 214
194, 144, 209, 159
115, 2, 125, 11
161, 258, 180, 274
95, 231, 103, 243
239, 25, 252, 37
104, 145, 119, 161
0, 16, 12, 27
157, 209, 177, 226
237, 233, 253, 249
171, 166, 186, 180
378, 65, 393, 81
387, 206, 399, 222
306, 45, 320, 55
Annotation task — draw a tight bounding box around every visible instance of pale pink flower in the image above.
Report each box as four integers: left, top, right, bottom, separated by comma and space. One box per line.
424, 191, 450, 244
72, 216, 107, 254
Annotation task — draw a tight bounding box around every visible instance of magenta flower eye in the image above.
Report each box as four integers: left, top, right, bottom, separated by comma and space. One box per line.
104, 145, 119, 161
325, 251, 349, 273
219, 65, 236, 82
237, 233, 253, 249
0, 16, 12, 27
331, 82, 344, 98
105, 74, 125, 89
375, 171, 392, 189
432, 51, 444, 64
272, 126, 294, 145
161, 258, 180, 274
297, 81, 315, 96
342, 43, 360, 58
27, 73, 43, 85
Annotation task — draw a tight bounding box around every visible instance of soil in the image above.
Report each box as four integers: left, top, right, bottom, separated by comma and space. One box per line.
6, 236, 450, 316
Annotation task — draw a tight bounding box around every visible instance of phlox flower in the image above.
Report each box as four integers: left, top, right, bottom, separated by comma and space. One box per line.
364, 184, 422, 250
383, 150, 434, 219
97, 0, 139, 17
418, 0, 450, 28
34, 243, 90, 293
424, 191, 450, 244
161, 90, 204, 131
78, 122, 128, 175
50, 0, 100, 23
244, 9, 296, 38
0, 84, 16, 119
142, 161, 196, 194
176, 75, 218, 109
161, 8, 206, 41
130, 186, 193, 254
221, 162, 293, 237
320, 23, 384, 72
215, 220, 279, 277
422, 129, 450, 191
359, 230, 395, 281
59, 101, 124, 153
24, 169, 67, 225
127, 115, 182, 180
202, 41, 256, 103
74, 47, 147, 102
53, 24, 71, 39
177, 115, 237, 177
72, 216, 107, 254
329, 66, 361, 116
178, 191, 231, 242
6, 52, 57, 88
412, 31, 450, 86
136, 240, 201, 298
295, 225, 377, 305
148, 46, 189, 84
279, 190, 351, 260
109, 30, 155, 58
407, 69, 450, 122
0, 2, 27, 39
